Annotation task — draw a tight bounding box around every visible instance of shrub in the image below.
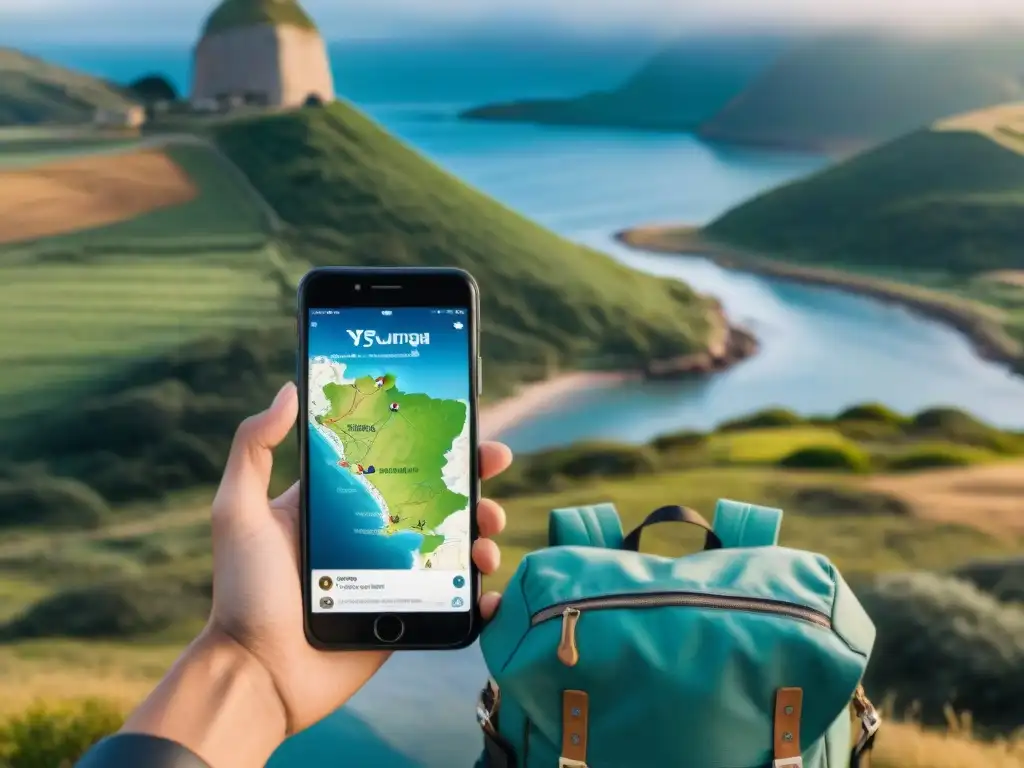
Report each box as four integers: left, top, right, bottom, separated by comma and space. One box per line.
544, 442, 659, 480
485, 442, 659, 498
790, 486, 910, 516
908, 407, 1018, 453
858, 572, 1024, 732
651, 430, 708, 452
778, 444, 870, 472
717, 408, 804, 432
0, 477, 109, 529
0, 699, 123, 768
886, 443, 994, 471
127, 73, 178, 103
951, 559, 1024, 605
833, 420, 902, 442
835, 402, 907, 424
1, 580, 210, 640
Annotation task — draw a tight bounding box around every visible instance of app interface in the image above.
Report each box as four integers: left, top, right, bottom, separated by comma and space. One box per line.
308, 307, 472, 613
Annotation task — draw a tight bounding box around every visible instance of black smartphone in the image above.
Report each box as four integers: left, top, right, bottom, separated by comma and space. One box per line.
298, 267, 482, 650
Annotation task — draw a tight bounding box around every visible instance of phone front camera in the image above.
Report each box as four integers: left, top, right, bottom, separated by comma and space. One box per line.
354, 283, 362, 291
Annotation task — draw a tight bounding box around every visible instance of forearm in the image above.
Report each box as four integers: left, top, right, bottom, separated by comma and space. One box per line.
119, 628, 288, 768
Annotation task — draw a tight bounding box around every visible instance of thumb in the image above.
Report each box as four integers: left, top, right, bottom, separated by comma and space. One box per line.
218, 382, 298, 497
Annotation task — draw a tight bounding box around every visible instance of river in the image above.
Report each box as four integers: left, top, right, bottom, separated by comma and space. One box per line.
31, 38, 1024, 766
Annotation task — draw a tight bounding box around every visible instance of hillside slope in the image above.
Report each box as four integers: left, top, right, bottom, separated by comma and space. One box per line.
460, 35, 784, 132
705, 122, 1024, 273
212, 102, 719, 379
0, 49, 138, 125
699, 31, 1024, 150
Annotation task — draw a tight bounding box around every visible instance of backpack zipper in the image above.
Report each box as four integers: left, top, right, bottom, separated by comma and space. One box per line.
532, 592, 833, 667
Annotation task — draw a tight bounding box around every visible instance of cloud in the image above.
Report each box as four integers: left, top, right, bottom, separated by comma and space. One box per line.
3, 0, 1024, 42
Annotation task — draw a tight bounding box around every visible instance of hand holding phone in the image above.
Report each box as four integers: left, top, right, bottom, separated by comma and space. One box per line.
299, 267, 483, 650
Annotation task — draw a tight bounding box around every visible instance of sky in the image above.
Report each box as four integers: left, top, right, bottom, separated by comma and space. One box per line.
3, 0, 1024, 43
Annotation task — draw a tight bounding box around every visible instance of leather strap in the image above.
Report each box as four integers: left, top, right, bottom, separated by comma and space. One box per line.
560, 690, 589, 767
622, 505, 723, 552
772, 687, 804, 768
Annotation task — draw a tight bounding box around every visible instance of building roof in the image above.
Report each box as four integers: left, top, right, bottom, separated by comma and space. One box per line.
201, 0, 318, 37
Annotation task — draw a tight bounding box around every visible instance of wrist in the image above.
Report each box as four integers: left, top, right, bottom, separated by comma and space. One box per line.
121, 627, 288, 768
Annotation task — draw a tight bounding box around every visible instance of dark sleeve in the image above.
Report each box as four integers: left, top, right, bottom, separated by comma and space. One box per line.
76, 733, 213, 768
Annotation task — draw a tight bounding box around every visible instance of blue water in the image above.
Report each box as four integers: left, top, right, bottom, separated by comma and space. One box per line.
27, 38, 1024, 767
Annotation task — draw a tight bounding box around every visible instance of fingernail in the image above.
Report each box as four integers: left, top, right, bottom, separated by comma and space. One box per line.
273, 381, 296, 406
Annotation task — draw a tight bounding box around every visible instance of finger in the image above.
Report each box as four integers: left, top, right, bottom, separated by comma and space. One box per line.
219, 382, 297, 496
480, 591, 502, 620
476, 498, 506, 539
472, 537, 500, 575
480, 442, 513, 481
270, 481, 300, 519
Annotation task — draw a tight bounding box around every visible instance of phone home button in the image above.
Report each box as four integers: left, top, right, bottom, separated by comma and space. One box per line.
373, 614, 405, 644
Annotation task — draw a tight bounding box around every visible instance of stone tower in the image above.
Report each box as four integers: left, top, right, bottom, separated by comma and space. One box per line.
191, 0, 335, 108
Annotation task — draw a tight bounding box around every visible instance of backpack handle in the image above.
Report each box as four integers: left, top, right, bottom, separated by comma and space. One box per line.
622, 505, 723, 552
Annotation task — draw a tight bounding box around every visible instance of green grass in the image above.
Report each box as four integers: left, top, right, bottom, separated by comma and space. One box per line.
202, 0, 317, 36
492, 467, 1021, 589
0, 140, 290, 429
707, 129, 1024, 273
0, 49, 137, 126
705, 425, 852, 464
211, 103, 719, 394
699, 31, 1024, 149
0, 252, 285, 427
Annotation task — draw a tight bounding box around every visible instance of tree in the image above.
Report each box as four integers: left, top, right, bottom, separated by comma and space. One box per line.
128, 74, 178, 104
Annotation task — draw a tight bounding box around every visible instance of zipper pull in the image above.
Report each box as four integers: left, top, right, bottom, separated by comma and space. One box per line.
557, 607, 581, 667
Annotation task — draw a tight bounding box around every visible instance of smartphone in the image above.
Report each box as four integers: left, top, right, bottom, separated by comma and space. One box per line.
298, 267, 482, 650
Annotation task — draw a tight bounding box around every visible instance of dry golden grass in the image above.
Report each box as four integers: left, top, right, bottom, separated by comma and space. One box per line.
933, 102, 1024, 156
0, 642, 179, 718
0, 149, 196, 244
875, 720, 1024, 768
867, 460, 1024, 536
983, 270, 1024, 288
5, 666, 1024, 768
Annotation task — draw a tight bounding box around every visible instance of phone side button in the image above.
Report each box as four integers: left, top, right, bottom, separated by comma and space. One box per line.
477, 356, 483, 395
373, 614, 405, 644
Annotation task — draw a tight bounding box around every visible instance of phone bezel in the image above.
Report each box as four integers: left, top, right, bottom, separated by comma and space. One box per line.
297, 267, 482, 650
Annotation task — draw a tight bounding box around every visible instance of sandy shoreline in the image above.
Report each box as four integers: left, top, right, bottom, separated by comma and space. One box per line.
479, 370, 632, 440
616, 225, 1024, 379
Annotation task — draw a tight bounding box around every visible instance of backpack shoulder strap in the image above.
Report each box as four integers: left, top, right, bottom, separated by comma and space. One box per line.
549, 503, 624, 549
712, 498, 783, 548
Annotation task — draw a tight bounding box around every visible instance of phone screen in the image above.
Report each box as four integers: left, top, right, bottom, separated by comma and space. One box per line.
306, 307, 472, 615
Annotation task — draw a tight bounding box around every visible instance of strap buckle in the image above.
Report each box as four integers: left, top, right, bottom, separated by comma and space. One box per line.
773, 759, 803, 768
559, 759, 588, 768
852, 685, 882, 756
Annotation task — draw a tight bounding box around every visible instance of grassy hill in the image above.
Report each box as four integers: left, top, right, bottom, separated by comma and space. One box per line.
0, 99, 721, 523
460, 35, 784, 132
619, 105, 1024, 374
0, 137, 284, 430
211, 102, 719, 381
0, 49, 138, 126
698, 31, 1024, 150
705, 126, 1024, 273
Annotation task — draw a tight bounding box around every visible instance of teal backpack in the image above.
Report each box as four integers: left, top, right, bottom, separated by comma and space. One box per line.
475, 500, 882, 768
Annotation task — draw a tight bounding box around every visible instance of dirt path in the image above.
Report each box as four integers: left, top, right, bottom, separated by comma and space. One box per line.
867, 460, 1024, 536
0, 148, 198, 244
